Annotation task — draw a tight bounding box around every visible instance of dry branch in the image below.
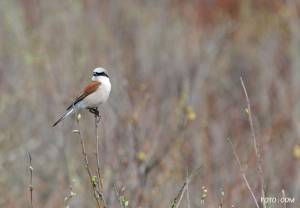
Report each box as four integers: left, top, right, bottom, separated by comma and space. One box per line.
74, 112, 106, 208
95, 115, 104, 194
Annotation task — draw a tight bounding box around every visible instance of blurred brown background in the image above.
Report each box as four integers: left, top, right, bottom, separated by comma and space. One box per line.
0, 0, 300, 207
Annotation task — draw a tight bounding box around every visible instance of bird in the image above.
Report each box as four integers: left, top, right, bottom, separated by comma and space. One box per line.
52, 67, 111, 127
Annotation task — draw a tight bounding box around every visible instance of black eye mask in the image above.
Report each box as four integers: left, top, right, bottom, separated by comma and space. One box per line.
93, 72, 109, 78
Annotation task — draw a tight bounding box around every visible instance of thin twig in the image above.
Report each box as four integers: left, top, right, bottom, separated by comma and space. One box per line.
28, 152, 33, 208
114, 185, 130, 208
186, 169, 191, 208
74, 112, 102, 208
281, 189, 286, 208
170, 166, 203, 208
94, 114, 107, 207
227, 138, 259, 208
64, 186, 76, 208
171, 181, 186, 208
240, 77, 266, 208
95, 115, 104, 192
219, 188, 224, 208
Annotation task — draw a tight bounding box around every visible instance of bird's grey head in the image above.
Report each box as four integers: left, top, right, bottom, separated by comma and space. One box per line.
92, 67, 110, 81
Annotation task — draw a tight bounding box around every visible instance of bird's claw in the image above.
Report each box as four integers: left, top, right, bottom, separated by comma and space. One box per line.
88, 108, 101, 122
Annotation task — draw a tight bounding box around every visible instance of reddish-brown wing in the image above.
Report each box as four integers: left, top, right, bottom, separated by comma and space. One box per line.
83, 81, 101, 94
66, 81, 101, 110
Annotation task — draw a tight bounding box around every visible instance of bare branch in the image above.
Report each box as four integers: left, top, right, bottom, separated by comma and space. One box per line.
227, 138, 259, 208
74, 112, 105, 208
94, 114, 106, 205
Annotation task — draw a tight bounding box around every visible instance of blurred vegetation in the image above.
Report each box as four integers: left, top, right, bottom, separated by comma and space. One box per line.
0, 0, 300, 207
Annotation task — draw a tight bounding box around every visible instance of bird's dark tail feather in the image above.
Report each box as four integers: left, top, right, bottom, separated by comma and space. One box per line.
52, 108, 74, 127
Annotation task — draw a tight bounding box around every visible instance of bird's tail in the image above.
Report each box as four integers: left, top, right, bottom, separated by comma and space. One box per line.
52, 108, 74, 127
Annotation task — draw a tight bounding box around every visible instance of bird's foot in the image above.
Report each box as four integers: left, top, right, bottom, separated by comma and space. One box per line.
88, 108, 101, 122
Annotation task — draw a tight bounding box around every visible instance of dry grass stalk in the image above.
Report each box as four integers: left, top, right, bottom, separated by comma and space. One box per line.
240, 77, 266, 208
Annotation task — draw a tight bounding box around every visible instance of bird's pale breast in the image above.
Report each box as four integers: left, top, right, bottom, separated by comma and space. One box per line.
82, 78, 111, 108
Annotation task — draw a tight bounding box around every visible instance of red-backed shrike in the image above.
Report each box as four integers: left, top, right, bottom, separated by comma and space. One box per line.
53, 67, 111, 126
